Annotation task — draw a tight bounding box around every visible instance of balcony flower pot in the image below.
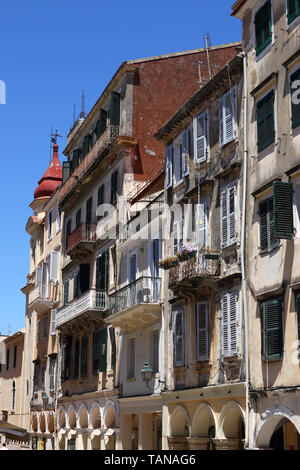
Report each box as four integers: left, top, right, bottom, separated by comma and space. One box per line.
159, 256, 179, 270
177, 245, 197, 262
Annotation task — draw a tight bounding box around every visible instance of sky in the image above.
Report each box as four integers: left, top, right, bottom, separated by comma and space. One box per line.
0, 0, 241, 335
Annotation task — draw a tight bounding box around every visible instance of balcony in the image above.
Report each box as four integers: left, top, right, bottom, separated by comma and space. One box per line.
107, 276, 162, 332
59, 125, 120, 206
56, 288, 108, 331
168, 251, 220, 289
27, 283, 58, 313
66, 223, 96, 261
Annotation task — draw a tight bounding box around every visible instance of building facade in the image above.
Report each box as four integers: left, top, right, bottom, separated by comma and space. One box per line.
232, 0, 300, 450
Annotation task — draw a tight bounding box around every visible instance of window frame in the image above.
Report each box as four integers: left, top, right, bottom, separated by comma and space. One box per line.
260, 297, 284, 361
256, 89, 275, 153
287, 0, 300, 25
255, 0, 273, 57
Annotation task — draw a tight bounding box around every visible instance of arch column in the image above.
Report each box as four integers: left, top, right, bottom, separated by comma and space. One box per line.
138, 413, 153, 450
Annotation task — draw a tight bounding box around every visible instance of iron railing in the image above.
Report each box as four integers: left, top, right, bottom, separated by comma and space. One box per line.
109, 276, 161, 316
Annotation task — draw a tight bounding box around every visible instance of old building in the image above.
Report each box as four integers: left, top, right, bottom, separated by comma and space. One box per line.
232, 0, 300, 450
0, 330, 29, 449
54, 44, 240, 450
155, 51, 248, 450
21, 143, 63, 450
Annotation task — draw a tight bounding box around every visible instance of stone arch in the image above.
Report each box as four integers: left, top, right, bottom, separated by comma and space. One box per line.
170, 405, 191, 437
48, 412, 55, 434
78, 403, 89, 429
67, 405, 77, 430
91, 402, 101, 429
103, 403, 116, 429
191, 402, 217, 438
57, 407, 66, 429
254, 403, 300, 449
39, 412, 46, 433
219, 400, 245, 440
32, 412, 38, 433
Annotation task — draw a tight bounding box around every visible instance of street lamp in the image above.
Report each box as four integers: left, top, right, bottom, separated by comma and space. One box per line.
140, 362, 166, 391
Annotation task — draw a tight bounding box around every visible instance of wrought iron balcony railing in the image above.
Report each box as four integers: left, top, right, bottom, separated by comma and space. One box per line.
109, 276, 161, 317
168, 251, 220, 287
56, 288, 108, 328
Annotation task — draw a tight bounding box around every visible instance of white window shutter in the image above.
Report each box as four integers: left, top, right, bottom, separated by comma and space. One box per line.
166, 145, 173, 189
220, 90, 235, 146
222, 294, 229, 356
173, 307, 185, 366
194, 113, 207, 163
173, 220, 179, 255
221, 190, 228, 247
49, 251, 60, 282
174, 145, 181, 184
197, 302, 209, 361
195, 203, 207, 248
182, 129, 190, 176
50, 309, 56, 336
229, 187, 236, 245
35, 267, 42, 289
222, 292, 239, 357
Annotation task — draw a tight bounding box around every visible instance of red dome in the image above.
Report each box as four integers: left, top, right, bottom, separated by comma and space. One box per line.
34, 144, 62, 199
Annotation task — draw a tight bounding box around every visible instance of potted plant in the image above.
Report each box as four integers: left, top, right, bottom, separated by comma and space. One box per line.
201, 248, 219, 260
177, 244, 197, 262
159, 256, 179, 270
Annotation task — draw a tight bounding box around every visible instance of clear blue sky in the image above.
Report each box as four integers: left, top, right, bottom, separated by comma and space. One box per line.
0, 0, 241, 335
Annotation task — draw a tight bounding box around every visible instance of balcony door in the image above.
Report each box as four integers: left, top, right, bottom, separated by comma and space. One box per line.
127, 251, 137, 308
149, 239, 161, 302
42, 259, 50, 298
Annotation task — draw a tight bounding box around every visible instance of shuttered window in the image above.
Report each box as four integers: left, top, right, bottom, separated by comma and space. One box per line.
196, 302, 209, 361
194, 202, 207, 247
261, 298, 283, 361
221, 292, 239, 357
182, 129, 190, 176
62, 161, 71, 184
65, 219, 71, 250
173, 306, 185, 366
74, 340, 80, 378
290, 68, 300, 129
86, 197, 92, 224
95, 109, 107, 138
72, 149, 81, 171
194, 112, 208, 162
295, 292, 300, 355
50, 309, 56, 336
111, 170, 118, 205
109, 328, 116, 370
173, 219, 183, 255
127, 338, 135, 378
259, 197, 280, 253
76, 208, 81, 228
110, 91, 121, 126
221, 186, 236, 248
80, 335, 88, 377
255, 1, 272, 56
220, 90, 235, 146
63, 280, 69, 305
49, 251, 60, 282
274, 182, 294, 239
61, 336, 72, 381
96, 251, 109, 291
166, 145, 173, 189
287, 0, 300, 24
257, 91, 275, 152
92, 328, 107, 374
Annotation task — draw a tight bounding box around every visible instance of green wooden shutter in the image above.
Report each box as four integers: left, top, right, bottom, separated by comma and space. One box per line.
64, 280, 69, 305
62, 161, 71, 184
257, 91, 275, 152
274, 182, 294, 239
295, 292, 300, 355
98, 328, 108, 372
290, 68, 300, 129
259, 198, 279, 253
110, 91, 121, 126
287, 0, 300, 23
261, 299, 283, 361
255, 0, 272, 56
72, 149, 80, 170
109, 328, 116, 369
92, 331, 100, 373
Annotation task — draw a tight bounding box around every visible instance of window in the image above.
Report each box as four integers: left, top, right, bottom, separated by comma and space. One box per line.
65, 219, 71, 250
151, 330, 159, 373
13, 345, 17, 368
41, 365, 46, 391
49, 358, 55, 391
255, 0, 272, 56
220, 90, 235, 146
127, 338, 135, 378
95, 109, 107, 138
50, 310, 56, 336
261, 298, 283, 361
193, 202, 208, 247
72, 149, 81, 172
273, 182, 294, 240
109, 328, 116, 370
110, 91, 121, 126
48, 210, 53, 241
33, 363, 39, 391
259, 197, 279, 253
96, 251, 109, 291
74, 340, 80, 378
6, 349, 10, 371
287, 0, 300, 24
62, 161, 71, 184
56, 206, 61, 233
43, 315, 47, 338
194, 112, 208, 163
196, 302, 209, 361
173, 306, 185, 366
166, 145, 173, 189
86, 198, 92, 225
74, 273, 81, 299
257, 90, 275, 152
172, 218, 183, 255
80, 336, 88, 377
173, 143, 183, 184
290, 68, 300, 129
75, 208, 81, 228
63, 280, 69, 305
221, 185, 236, 248
111, 170, 118, 205
61, 337, 72, 382
221, 291, 239, 357
92, 328, 107, 374
182, 129, 190, 176
98, 184, 105, 206
12, 381, 16, 411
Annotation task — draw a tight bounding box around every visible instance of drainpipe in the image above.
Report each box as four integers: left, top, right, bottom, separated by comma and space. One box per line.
241, 51, 249, 449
